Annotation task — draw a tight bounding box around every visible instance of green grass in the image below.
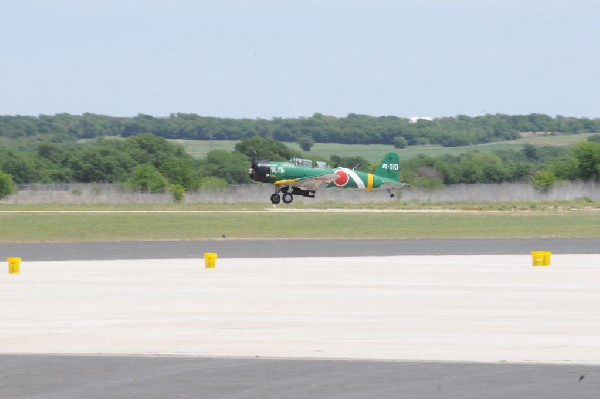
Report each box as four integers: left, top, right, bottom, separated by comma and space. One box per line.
1, 209, 599, 242
170, 133, 593, 163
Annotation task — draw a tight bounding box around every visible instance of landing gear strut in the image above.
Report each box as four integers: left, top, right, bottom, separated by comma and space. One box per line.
269, 186, 315, 204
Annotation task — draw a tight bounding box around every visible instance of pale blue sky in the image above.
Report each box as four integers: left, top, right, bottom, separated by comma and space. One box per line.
1, 0, 599, 118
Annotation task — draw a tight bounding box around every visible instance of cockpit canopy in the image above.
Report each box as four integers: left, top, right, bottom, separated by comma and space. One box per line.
288, 158, 329, 169
288, 157, 313, 167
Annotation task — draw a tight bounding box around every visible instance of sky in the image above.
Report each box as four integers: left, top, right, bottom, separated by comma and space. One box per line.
1, 0, 599, 119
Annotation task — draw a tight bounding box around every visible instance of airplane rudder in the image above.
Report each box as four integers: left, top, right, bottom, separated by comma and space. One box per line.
375, 152, 400, 181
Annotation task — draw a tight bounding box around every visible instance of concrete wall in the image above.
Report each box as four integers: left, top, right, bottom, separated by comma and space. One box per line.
3, 182, 599, 204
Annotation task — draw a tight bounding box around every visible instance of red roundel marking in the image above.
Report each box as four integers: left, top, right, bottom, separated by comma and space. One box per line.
334, 170, 349, 186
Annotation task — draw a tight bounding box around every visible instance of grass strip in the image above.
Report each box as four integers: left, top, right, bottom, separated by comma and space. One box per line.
0, 198, 598, 212
0, 211, 599, 242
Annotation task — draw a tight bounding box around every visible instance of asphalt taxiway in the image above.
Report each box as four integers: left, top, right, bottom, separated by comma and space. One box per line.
1, 355, 597, 399
1, 237, 600, 261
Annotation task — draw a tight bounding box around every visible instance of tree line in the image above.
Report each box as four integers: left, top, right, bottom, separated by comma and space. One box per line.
1, 113, 599, 147
1, 133, 600, 200
400, 141, 600, 191
0, 134, 294, 198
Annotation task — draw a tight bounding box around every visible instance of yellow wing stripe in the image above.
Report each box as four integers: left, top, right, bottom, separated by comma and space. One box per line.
366, 173, 374, 192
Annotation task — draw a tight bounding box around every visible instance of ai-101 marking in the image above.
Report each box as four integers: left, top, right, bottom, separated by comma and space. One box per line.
249, 152, 404, 204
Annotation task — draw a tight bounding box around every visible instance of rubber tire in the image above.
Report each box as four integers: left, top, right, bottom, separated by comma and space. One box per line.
282, 193, 293, 204
270, 193, 281, 204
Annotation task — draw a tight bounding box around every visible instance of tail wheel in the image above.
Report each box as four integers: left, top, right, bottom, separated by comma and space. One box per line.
270, 193, 281, 204
282, 193, 293, 204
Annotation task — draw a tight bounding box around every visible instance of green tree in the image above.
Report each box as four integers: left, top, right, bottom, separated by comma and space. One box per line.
124, 164, 169, 193
124, 133, 199, 189
588, 134, 600, 143
169, 184, 185, 203
125, 133, 180, 167
198, 150, 251, 184
70, 141, 136, 183
0, 149, 39, 183
0, 171, 16, 199
531, 171, 557, 193
36, 142, 73, 182
297, 135, 315, 151
234, 137, 299, 161
545, 156, 580, 181
522, 143, 538, 161
393, 136, 408, 149
455, 152, 507, 183
2, 113, 600, 147
573, 142, 600, 181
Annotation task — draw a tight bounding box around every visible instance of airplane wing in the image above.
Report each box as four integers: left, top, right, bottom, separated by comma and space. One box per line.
275, 173, 339, 190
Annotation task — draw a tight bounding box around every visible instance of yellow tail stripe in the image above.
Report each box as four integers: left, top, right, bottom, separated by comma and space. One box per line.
366, 173, 374, 192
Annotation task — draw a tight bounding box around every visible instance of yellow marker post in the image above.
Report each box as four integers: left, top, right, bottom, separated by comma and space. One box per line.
7, 257, 21, 274
531, 251, 551, 267
204, 253, 217, 268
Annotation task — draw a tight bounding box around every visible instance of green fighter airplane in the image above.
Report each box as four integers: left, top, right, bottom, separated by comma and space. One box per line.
249, 152, 404, 204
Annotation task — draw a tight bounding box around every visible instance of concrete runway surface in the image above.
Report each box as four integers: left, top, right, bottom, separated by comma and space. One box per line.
1, 253, 600, 398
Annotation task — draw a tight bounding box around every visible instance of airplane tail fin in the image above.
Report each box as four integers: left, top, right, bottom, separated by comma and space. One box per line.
374, 152, 400, 182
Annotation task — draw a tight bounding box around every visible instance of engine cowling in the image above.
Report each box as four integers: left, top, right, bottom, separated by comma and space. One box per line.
249, 160, 271, 183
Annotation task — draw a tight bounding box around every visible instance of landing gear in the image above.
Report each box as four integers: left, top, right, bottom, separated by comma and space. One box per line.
272, 186, 294, 204
269, 186, 315, 204
271, 186, 295, 204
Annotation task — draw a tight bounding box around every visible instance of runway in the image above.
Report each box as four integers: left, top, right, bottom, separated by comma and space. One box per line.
1, 240, 600, 398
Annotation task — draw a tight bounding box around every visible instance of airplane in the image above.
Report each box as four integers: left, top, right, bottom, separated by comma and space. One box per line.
248, 152, 404, 204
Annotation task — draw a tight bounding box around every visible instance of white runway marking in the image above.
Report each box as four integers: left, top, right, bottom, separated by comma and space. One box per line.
1, 255, 600, 364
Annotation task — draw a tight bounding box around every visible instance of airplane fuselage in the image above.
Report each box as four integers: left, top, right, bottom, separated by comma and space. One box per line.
269, 162, 397, 191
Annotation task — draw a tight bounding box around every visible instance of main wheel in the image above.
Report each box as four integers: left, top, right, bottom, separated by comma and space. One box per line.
270, 193, 281, 204
282, 193, 293, 204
